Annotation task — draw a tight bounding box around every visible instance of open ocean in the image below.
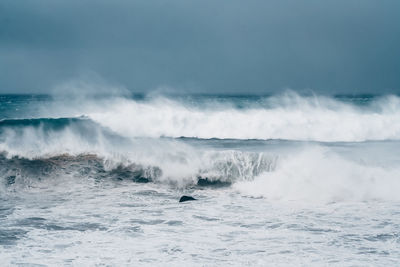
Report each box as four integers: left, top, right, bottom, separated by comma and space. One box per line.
1, 92, 400, 266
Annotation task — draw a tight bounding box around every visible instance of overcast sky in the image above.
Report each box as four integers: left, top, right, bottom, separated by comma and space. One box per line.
1, 0, 399, 94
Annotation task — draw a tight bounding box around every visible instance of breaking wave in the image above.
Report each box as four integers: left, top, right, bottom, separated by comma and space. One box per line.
84, 92, 400, 142
0, 151, 277, 190
2, 143, 400, 203
4, 92, 400, 142
0, 117, 277, 188
235, 147, 400, 202
1, 92, 400, 202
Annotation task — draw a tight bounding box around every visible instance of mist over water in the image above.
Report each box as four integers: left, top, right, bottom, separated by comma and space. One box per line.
1, 92, 400, 265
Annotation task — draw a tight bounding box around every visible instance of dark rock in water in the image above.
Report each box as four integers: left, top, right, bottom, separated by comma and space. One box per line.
179, 195, 196, 203
197, 177, 231, 188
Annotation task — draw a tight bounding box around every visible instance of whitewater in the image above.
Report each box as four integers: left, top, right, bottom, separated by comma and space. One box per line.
1, 92, 400, 266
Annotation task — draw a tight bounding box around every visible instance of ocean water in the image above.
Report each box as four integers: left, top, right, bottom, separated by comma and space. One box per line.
1, 92, 400, 266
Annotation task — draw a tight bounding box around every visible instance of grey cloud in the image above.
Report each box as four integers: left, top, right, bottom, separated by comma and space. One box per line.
0, 0, 399, 94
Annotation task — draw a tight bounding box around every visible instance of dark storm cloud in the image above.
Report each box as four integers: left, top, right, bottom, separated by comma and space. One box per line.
1, 0, 399, 94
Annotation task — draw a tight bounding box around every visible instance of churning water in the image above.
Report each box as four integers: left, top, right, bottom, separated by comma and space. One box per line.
1, 92, 400, 266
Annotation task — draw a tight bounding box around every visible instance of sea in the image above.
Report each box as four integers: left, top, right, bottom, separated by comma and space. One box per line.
1, 91, 399, 266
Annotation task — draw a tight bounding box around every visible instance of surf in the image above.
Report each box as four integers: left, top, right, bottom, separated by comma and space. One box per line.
83, 92, 400, 142
1, 92, 400, 203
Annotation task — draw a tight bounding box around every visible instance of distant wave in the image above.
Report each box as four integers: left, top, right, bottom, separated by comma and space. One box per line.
85, 92, 400, 142
2, 93, 400, 143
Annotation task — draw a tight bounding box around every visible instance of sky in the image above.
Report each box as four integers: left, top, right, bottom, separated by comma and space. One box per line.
1, 0, 399, 95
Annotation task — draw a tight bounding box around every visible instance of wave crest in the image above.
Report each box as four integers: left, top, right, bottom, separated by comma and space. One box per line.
86, 93, 400, 142
0, 150, 278, 191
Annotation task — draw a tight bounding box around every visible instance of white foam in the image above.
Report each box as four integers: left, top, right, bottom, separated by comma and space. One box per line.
83, 92, 400, 142
0, 121, 278, 188
234, 146, 400, 203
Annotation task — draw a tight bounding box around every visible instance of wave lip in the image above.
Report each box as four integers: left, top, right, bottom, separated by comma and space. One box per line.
0, 151, 278, 191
